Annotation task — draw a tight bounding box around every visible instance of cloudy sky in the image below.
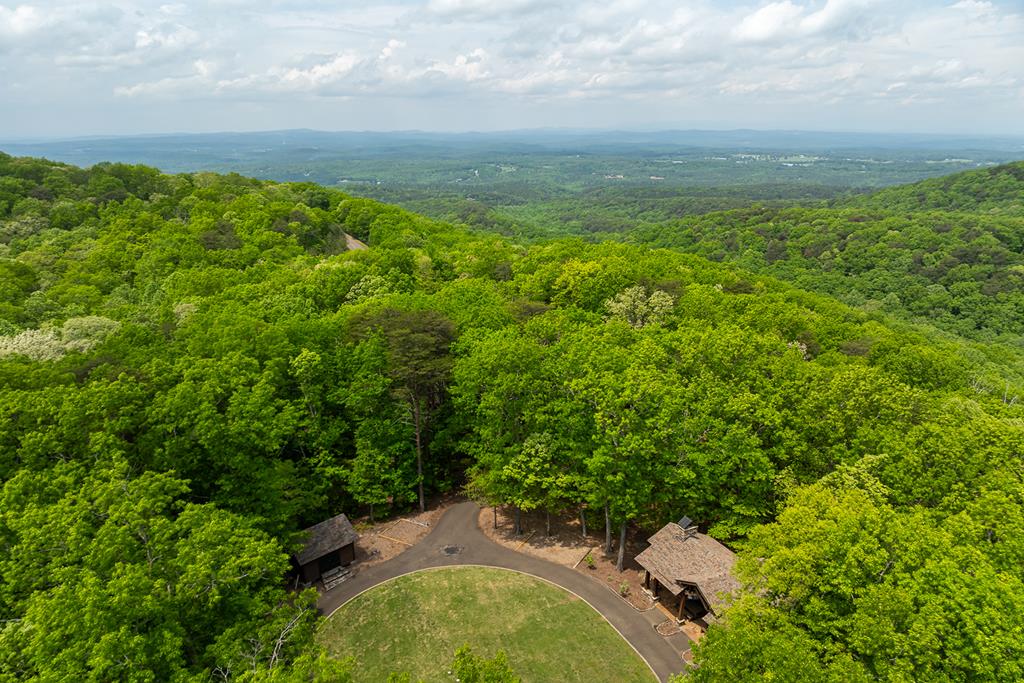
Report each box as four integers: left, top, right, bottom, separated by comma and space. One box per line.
2, 0, 1023, 137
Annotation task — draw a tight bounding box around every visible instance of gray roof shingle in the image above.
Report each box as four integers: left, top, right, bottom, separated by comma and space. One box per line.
294, 513, 358, 566
634, 522, 740, 615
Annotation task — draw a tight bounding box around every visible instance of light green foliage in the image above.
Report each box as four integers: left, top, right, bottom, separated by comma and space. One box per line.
452, 645, 520, 683
574, 334, 688, 528
690, 596, 869, 683
2, 153, 1024, 681
0, 459, 320, 681
604, 285, 675, 328
696, 472, 1024, 681
500, 433, 575, 518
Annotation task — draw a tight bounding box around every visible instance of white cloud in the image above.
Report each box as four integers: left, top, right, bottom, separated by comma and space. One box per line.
425, 0, 553, 20
427, 48, 489, 81
113, 58, 215, 97
380, 39, 404, 60
134, 24, 198, 50
800, 0, 873, 35
951, 0, 995, 14
0, 4, 45, 35
733, 2, 805, 43
732, 0, 879, 43
3, 0, 1024, 135
279, 54, 362, 89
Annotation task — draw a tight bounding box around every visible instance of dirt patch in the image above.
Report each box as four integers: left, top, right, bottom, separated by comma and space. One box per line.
479, 506, 655, 611
351, 496, 454, 569
682, 621, 705, 643
577, 546, 656, 611
479, 506, 594, 566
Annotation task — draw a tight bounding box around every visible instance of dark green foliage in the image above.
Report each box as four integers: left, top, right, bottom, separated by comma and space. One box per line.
350, 307, 458, 511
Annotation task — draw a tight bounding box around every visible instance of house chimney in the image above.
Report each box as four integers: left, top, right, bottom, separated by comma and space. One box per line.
676, 516, 698, 538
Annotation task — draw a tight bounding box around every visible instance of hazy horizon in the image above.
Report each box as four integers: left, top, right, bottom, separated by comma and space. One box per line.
3, 1, 1023, 138
5, 126, 1024, 147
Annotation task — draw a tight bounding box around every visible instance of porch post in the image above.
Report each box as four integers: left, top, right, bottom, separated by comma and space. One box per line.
644, 570, 650, 588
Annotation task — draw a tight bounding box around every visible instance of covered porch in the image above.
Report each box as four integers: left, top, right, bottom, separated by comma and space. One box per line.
643, 570, 713, 621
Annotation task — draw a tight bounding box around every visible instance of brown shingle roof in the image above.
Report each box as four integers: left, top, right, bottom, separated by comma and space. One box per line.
294, 513, 358, 566
634, 522, 740, 615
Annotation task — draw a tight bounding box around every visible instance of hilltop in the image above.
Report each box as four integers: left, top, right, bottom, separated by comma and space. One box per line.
849, 160, 1024, 215
1, 154, 1023, 682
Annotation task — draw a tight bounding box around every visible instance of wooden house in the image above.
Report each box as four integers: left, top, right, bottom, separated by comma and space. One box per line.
294, 513, 358, 585
634, 518, 739, 622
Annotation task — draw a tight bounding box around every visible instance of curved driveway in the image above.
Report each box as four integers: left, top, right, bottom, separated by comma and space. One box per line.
318, 501, 686, 682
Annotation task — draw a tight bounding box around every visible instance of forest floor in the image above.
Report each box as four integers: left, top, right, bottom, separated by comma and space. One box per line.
350, 496, 456, 569
479, 506, 656, 611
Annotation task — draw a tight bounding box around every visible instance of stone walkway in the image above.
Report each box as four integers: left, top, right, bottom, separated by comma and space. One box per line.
317, 500, 690, 682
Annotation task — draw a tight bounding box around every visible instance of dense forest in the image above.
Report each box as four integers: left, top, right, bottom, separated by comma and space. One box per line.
630, 162, 1024, 350
850, 161, 1024, 215
14, 129, 1019, 247
1, 152, 1023, 681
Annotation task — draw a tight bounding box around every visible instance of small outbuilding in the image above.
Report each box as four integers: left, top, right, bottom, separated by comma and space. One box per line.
294, 513, 358, 585
634, 517, 740, 622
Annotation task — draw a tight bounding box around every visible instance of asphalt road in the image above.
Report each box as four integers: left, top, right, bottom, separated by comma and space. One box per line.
317, 500, 687, 682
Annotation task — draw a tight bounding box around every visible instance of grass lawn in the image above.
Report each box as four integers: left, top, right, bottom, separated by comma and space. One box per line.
318, 566, 656, 682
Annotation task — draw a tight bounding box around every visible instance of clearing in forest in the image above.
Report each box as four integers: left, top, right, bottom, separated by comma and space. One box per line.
318, 566, 655, 682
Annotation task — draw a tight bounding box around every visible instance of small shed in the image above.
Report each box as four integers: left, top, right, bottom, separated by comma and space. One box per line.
294, 513, 358, 585
634, 518, 739, 622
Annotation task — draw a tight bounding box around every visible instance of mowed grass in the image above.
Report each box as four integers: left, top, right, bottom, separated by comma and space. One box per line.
318, 566, 655, 683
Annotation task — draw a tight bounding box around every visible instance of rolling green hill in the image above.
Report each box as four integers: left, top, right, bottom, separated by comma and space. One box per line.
630, 161, 1024, 345
849, 160, 1024, 215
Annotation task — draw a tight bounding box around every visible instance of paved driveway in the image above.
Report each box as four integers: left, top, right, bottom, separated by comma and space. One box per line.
318, 501, 688, 682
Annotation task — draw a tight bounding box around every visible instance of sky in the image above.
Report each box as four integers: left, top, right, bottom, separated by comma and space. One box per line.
1, 0, 1023, 138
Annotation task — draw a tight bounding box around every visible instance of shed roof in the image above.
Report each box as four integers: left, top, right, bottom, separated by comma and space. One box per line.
634, 522, 740, 615
294, 513, 358, 566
